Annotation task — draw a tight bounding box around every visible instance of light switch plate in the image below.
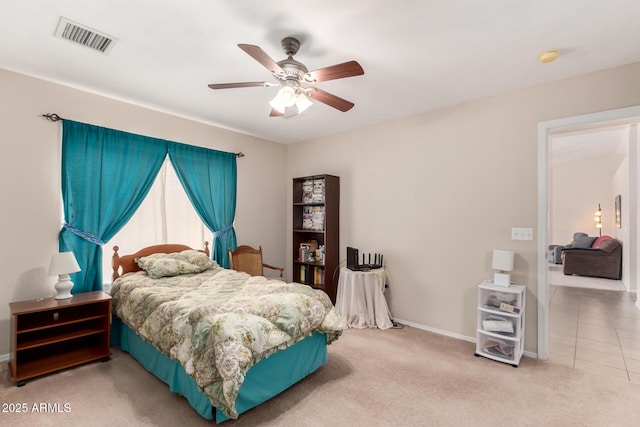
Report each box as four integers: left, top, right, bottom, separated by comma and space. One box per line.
512, 227, 534, 241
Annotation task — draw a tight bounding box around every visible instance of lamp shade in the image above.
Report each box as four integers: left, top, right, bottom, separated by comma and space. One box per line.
295, 92, 313, 113
48, 252, 81, 276
492, 249, 514, 272
269, 84, 297, 113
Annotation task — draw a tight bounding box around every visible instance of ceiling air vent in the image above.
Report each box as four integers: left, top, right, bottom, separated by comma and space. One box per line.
54, 17, 117, 54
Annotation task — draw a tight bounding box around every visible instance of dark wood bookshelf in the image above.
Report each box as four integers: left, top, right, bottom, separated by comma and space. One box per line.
292, 174, 339, 303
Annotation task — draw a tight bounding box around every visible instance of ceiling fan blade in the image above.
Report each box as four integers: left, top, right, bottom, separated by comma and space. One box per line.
269, 109, 284, 117
308, 88, 355, 112
208, 82, 275, 90
304, 61, 364, 83
238, 44, 285, 76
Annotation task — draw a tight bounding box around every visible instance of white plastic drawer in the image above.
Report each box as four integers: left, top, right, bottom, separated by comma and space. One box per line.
479, 311, 520, 338
476, 333, 517, 363
480, 290, 521, 312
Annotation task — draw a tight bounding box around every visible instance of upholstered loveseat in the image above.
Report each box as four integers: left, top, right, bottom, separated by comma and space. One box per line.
548, 232, 590, 264
562, 235, 622, 280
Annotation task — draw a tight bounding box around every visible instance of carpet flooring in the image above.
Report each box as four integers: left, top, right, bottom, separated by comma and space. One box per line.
2, 326, 640, 426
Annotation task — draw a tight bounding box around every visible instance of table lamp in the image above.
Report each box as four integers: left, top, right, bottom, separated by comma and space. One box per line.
492, 249, 514, 287
49, 252, 81, 299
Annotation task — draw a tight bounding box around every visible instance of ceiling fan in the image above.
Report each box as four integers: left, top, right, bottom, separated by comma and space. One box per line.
208, 37, 364, 117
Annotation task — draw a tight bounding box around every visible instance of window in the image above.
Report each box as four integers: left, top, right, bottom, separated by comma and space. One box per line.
102, 159, 208, 285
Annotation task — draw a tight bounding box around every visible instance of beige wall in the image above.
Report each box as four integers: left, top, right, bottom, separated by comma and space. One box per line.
3, 61, 640, 358
0, 68, 287, 356
550, 152, 623, 244
287, 61, 640, 354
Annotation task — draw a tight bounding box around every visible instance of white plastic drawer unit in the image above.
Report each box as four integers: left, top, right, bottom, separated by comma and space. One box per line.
475, 282, 525, 367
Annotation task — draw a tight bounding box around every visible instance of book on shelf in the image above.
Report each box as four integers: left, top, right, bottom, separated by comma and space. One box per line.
311, 206, 325, 231
302, 180, 314, 203
499, 303, 520, 314
301, 205, 325, 231
313, 267, 323, 286
302, 206, 313, 230
312, 179, 325, 203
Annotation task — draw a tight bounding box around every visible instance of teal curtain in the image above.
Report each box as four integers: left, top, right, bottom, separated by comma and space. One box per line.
59, 120, 168, 293
168, 142, 237, 268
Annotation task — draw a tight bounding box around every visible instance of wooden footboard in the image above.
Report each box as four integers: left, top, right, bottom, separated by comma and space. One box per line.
112, 242, 210, 281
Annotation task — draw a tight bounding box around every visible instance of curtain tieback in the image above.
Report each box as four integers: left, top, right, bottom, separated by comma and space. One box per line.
63, 223, 105, 246
213, 224, 233, 238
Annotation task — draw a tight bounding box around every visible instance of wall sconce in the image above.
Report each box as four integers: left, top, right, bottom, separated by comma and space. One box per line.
48, 252, 81, 299
492, 249, 514, 287
594, 203, 602, 237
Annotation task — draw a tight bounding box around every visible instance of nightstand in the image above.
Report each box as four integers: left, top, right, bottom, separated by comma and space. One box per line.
9, 291, 112, 386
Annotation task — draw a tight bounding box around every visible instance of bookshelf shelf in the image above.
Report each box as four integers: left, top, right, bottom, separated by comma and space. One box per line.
292, 174, 339, 303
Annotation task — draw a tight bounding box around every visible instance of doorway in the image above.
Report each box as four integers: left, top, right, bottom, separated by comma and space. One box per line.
537, 105, 640, 361
548, 124, 629, 291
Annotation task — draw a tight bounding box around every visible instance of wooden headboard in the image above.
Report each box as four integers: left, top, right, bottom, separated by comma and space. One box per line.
112, 242, 210, 282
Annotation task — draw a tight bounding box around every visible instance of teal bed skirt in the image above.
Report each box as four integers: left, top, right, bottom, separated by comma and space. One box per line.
111, 317, 328, 422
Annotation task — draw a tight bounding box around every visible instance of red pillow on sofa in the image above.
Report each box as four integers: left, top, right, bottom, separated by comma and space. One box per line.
592, 235, 613, 248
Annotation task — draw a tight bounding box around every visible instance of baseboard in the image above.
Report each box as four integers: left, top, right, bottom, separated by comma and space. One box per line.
0, 353, 9, 364
393, 318, 476, 343
392, 318, 538, 360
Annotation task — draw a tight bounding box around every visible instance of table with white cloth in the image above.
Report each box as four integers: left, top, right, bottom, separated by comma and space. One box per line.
335, 267, 393, 330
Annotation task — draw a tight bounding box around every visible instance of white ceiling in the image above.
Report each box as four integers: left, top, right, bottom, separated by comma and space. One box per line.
3, 0, 640, 144
551, 125, 631, 166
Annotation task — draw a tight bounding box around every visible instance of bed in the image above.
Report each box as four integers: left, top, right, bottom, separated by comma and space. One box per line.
109, 244, 342, 422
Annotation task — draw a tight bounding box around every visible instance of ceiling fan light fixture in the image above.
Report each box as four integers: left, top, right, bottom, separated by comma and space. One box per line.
269, 97, 286, 113
295, 92, 313, 113
269, 84, 297, 113
209, 37, 363, 117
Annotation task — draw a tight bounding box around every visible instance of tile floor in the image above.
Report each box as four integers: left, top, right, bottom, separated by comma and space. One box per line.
548, 271, 640, 383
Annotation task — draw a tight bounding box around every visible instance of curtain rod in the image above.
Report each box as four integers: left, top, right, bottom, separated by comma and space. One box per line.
41, 113, 245, 158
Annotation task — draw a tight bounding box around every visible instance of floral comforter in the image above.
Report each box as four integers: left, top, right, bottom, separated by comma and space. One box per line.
111, 266, 342, 419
